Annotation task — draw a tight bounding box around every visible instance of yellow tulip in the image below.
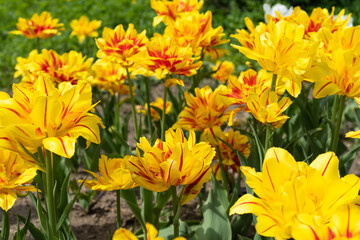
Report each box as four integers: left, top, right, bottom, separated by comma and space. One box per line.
0, 77, 104, 160
200, 127, 250, 181
96, 24, 148, 68
164, 11, 229, 59
306, 27, 360, 99
211, 61, 235, 84
81, 155, 137, 191
247, 89, 292, 128
126, 128, 215, 205
14, 49, 93, 89
174, 86, 231, 131
139, 33, 202, 80
0, 149, 37, 211
232, 19, 316, 97
10, 11, 64, 39
230, 148, 360, 239
89, 61, 131, 94
151, 0, 203, 26
70, 16, 101, 44
113, 222, 187, 240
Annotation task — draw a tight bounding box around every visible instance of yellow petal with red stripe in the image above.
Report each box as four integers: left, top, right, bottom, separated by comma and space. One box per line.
112, 228, 137, 240
0, 190, 17, 211
310, 151, 339, 181
43, 136, 76, 158
164, 78, 184, 87
345, 130, 360, 138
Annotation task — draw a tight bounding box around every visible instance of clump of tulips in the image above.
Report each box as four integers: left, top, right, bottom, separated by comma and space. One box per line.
1, 1, 360, 240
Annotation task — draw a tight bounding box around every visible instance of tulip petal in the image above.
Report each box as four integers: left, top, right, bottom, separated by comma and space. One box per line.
112, 228, 137, 240
43, 136, 76, 158
230, 194, 266, 215
310, 152, 340, 180
0, 190, 17, 211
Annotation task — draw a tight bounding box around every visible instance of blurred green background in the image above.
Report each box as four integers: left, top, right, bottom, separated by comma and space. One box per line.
1, 0, 358, 90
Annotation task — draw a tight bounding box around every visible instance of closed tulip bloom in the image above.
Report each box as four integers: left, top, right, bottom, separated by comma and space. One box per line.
10, 11, 64, 39
127, 128, 215, 205
0, 150, 37, 211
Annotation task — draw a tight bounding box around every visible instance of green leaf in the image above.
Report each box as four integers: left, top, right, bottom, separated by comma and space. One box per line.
141, 188, 154, 225
57, 170, 71, 213
194, 188, 232, 240
56, 177, 86, 232
158, 220, 192, 239
29, 192, 48, 235
121, 189, 145, 229
16, 212, 46, 240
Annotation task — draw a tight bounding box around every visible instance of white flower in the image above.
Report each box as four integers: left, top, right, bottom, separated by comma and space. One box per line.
333, 14, 353, 27
263, 3, 294, 23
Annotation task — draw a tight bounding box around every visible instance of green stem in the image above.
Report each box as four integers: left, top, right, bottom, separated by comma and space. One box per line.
188, 48, 205, 94
328, 95, 339, 150
263, 74, 277, 167
171, 186, 184, 238
264, 124, 273, 150
215, 145, 229, 199
161, 86, 169, 141
331, 95, 346, 152
36, 38, 41, 52
270, 73, 277, 92
1, 209, 9, 240
331, 95, 339, 123
114, 93, 120, 132
116, 190, 121, 228
144, 78, 153, 140
45, 151, 57, 239
126, 68, 139, 140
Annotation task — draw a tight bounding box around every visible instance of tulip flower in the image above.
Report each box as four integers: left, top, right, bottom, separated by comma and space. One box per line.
138, 33, 202, 81
14, 49, 93, 89
0, 77, 104, 160
151, 0, 203, 26
96, 24, 148, 68
174, 86, 231, 131
81, 155, 137, 191
164, 11, 229, 59
127, 128, 215, 205
246, 89, 292, 128
211, 61, 235, 83
0, 150, 37, 211
89, 61, 131, 94
232, 19, 317, 97
113, 222, 186, 240
10, 11, 64, 39
230, 148, 360, 239
70, 16, 101, 44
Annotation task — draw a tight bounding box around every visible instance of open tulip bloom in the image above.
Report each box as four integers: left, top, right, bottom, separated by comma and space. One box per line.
230, 147, 360, 239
